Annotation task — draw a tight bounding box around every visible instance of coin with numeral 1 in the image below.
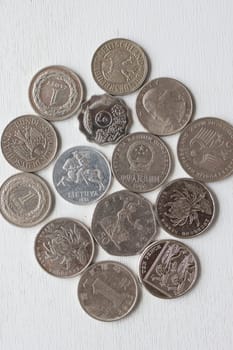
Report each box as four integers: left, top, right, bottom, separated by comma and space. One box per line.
0, 173, 53, 227
35, 218, 94, 278
78, 261, 138, 321
29, 65, 84, 121
139, 240, 199, 299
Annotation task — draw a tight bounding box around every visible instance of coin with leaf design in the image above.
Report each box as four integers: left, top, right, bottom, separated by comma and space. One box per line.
155, 178, 215, 238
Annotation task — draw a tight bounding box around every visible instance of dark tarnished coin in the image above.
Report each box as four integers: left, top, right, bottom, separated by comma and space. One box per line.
0, 173, 52, 227
53, 146, 111, 205
78, 261, 138, 321
91, 38, 148, 95
1, 115, 58, 172
78, 94, 131, 144
178, 117, 233, 182
29, 65, 84, 121
112, 132, 171, 192
139, 240, 199, 299
136, 77, 193, 136
35, 218, 94, 278
156, 178, 215, 238
91, 190, 157, 256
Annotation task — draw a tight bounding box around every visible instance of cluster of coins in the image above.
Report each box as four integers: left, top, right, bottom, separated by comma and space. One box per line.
1, 38, 233, 322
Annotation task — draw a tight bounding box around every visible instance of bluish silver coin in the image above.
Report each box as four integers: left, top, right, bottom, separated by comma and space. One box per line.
53, 146, 111, 205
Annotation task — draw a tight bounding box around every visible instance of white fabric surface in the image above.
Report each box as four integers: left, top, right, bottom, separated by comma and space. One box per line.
0, 1, 232, 349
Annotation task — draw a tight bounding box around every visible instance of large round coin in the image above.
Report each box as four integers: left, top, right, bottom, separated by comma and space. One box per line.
78, 261, 138, 321
91, 190, 157, 256
178, 117, 233, 182
91, 38, 148, 95
1, 115, 58, 172
78, 94, 132, 144
136, 77, 193, 136
0, 173, 52, 227
112, 132, 171, 192
139, 240, 199, 299
29, 66, 84, 121
53, 146, 111, 205
35, 218, 94, 278
155, 178, 215, 238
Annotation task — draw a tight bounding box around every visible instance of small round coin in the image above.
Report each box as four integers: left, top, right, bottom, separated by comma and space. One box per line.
112, 132, 171, 192
91, 190, 157, 256
53, 146, 111, 205
35, 218, 94, 278
136, 77, 193, 136
91, 38, 148, 95
0, 173, 52, 227
78, 94, 131, 144
177, 117, 233, 182
1, 115, 58, 172
155, 178, 215, 238
29, 65, 84, 121
78, 261, 138, 321
139, 240, 199, 299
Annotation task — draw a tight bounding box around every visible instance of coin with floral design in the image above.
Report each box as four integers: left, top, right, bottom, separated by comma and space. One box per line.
155, 178, 215, 238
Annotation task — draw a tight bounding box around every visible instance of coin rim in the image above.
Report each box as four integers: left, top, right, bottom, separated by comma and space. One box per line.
138, 239, 199, 299
28, 65, 84, 121
0, 172, 53, 227
34, 217, 95, 278
77, 260, 139, 321
91, 38, 149, 96
1, 114, 58, 172
177, 116, 233, 182
52, 145, 112, 205
91, 189, 157, 256
136, 77, 193, 136
155, 177, 216, 238
111, 132, 171, 192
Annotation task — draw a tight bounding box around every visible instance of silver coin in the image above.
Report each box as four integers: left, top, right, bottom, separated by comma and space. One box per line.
112, 132, 171, 192
1, 115, 58, 172
139, 239, 199, 299
29, 65, 84, 121
53, 146, 111, 205
0, 173, 53, 227
91, 38, 148, 95
136, 77, 193, 136
78, 94, 132, 144
91, 190, 157, 256
177, 117, 233, 182
35, 218, 94, 278
78, 261, 138, 321
155, 178, 215, 238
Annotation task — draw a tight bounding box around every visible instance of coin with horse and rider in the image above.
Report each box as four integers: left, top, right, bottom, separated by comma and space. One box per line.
53, 146, 111, 205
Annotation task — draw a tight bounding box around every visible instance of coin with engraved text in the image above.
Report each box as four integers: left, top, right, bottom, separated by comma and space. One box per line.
91, 38, 148, 95
178, 117, 233, 182
1, 115, 58, 172
53, 146, 111, 205
35, 218, 94, 277
78, 261, 138, 321
139, 240, 199, 299
156, 178, 215, 238
112, 132, 171, 192
136, 77, 193, 136
29, 65, 84, 121
91, 190, 157, 256
0, 173, 52, 227
78, 94, 131, 144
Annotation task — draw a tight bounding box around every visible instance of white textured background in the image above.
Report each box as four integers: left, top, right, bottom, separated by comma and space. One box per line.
0, 1, 233, 349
